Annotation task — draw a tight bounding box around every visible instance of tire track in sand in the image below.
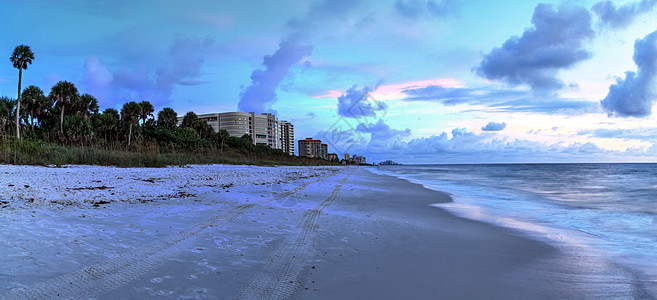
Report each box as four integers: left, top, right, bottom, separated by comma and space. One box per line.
1, 170, 340, 300
237, 169, 354, 300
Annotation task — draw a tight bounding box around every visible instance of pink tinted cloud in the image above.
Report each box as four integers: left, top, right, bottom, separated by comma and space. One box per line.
314, 90, 343, 99
314, 78, 462, 100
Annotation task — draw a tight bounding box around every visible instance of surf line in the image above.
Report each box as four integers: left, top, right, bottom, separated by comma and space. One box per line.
1, 169, 342, 300
236, 169, 354, 300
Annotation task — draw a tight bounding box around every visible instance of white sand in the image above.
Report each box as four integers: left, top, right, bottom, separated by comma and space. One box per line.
0, 164, 338, 207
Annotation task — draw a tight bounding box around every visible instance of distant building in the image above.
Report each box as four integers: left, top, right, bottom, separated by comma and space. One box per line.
343, 153, 366, 164
298, 138, 328, 160
352, 154, 366, 164
320, 143, 328, 160
327, 153, 339, 161
279, 121, 294, 156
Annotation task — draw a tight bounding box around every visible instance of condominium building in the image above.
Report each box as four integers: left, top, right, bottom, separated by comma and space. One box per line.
298, 138, 328, 160
179, 111, 294, 151
279, 121, 294, 156
192, 112, 267, 146
261, 113, 280, 149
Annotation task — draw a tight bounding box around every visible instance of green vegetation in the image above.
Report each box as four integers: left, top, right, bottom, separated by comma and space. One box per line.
2, 45, 336, 167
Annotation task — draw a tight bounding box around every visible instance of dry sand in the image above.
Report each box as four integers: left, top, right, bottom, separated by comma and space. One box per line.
1, 165, 651, 299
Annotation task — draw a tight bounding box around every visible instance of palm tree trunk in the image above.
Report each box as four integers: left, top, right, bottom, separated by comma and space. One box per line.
15, 68, 22, 139
60, 104, 65, 134
128, 123, 133, 146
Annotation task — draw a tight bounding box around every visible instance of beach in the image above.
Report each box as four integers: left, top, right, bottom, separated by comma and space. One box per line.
0, 165, 652, 299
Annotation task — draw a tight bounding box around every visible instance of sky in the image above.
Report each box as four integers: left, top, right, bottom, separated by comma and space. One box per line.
1, 0, 657, 163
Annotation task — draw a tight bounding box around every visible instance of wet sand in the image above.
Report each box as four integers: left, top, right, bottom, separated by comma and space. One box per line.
296, 168, 650, 299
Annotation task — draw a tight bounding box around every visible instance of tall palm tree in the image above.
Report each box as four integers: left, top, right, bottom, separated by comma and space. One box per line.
10, 45, 35, 139
138, 101, 154, 125
121, 101, 141, 146
49, 81, 78, 134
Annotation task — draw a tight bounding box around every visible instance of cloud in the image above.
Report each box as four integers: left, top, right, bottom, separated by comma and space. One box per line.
394, 0, 424, 19
475, 4, 594, 92
155, 35, 215, 96
178, 80, 211, 86
43, 72, 61, 89
318, 120, 648, 163
601, 30, 657, 117
337, 85, 388, 118
287, 0, 361, 32
81, 56, 112, 102
79, 35, 216, 109
427, 0, 460, 17
482, 121, 507, 131
401, 128, 618, 163
237, 38, 313, 113
394, 0, 459, 19
401, 84, 600, 114
592, 0, 657, 29
356, 119, 411, 153
578, 127, 657, 141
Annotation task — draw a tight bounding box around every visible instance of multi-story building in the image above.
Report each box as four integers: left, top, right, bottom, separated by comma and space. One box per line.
190, 112, 267, 146
179, 112, 293, 151
298, 138, 328, 160
327, 153, 338, 161
251, 113, 268, 146
279, 121, 294, 156
261, 113, 280, 149
352, 154, 366, 164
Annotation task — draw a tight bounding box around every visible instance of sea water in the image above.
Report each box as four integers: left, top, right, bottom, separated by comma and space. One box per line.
370, 163, 657, 290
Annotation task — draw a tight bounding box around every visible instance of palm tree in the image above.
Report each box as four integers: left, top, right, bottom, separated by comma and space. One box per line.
95, 108, 120, 143
181, 111, 198, 128
157, 107, 178, 128
49, 81, 78, 134
21, 85, 45, 130
138, 101, 154, 125
121, 101, 141, 146
10, 45, 35, 139
0, 97, 15, 136
76, 94, 100, 119
216, 129, 229, 151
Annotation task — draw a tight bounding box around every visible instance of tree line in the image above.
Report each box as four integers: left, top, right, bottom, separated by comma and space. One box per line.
3, 44, 288, 158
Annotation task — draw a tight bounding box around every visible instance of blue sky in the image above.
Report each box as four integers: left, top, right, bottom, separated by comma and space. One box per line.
1, 0, 657, 163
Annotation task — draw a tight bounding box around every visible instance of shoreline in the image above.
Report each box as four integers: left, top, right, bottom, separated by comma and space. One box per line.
360, 167, 655, 299
1, 165, 652, 298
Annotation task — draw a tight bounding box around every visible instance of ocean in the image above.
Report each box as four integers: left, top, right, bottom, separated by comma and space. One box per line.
370, 163, 657, 290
